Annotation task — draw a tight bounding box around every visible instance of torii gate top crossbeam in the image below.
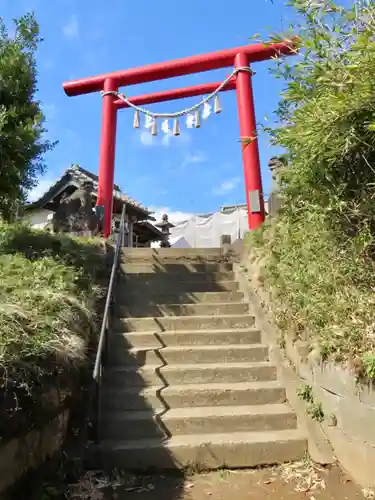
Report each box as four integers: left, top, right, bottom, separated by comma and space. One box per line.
62, 41, 295, 96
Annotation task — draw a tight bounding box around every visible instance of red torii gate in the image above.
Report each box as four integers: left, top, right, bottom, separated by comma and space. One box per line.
62, 42, 295, 237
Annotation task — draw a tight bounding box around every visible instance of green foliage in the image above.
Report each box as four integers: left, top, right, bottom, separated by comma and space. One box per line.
0, 13, 56, 220
307, 402, 325, 422
251, 214, 375, 360
0, 225, 105, 366
362, 353, 375, 381
297, 384, 324, 422
0, 223, 106, 365
247, 1, 375, 372
0, 223, 107, 439
269, 0, 375, 234
297, 384, 313, 403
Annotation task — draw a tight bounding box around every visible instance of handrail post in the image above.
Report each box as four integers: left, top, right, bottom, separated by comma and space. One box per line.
92, 203, 126, 444
121, 203, 126, 248
96, 366, 102, 443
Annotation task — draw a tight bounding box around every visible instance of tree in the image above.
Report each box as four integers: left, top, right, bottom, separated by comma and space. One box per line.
0, 13, 56, 220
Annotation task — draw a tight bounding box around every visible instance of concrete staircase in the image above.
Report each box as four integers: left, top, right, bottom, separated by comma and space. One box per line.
93, 247, 307, 470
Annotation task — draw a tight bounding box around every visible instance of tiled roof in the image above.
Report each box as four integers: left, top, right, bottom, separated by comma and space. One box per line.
68, 165, 149, 212
25, 164, 151, 215
135, 220, 163, 237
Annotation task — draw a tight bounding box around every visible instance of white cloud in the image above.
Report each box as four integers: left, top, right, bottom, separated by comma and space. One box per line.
180, 151, 207, 170
27, 179, 57, 203
63, 15, 79, 40
162, 130, 192, 148
64, 128, 81, 148
167, 151, 207, 174
149, 206, 194, 225
139, 131, 154, 147
138, 129, 191, 148
212, 177, 241, 196
175, 131, 191, 146
161, 132, 172, 147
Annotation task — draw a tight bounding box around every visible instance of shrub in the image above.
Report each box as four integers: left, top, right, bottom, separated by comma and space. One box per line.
248, 1, 375, 370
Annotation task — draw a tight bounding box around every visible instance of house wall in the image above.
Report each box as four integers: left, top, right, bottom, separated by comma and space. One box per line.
23, 209, 54, 229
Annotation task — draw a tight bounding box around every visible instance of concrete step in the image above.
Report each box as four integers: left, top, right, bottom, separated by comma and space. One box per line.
121, 271, 236, 283
101, 381, 286, 411
121, 248, 228, 265
104, 362, 278, 388
113, 313, 255, 333
110, 328, 261, 349
88, 429, 307, 470
109, 344, 269, 366
116, 302, 249, 318
115, 291, 244, 305
120, 263, 233, 274
122, 256, 231, 264
122, 248, 223, 258
117, 280, 239, 294
101, 404, 298, 440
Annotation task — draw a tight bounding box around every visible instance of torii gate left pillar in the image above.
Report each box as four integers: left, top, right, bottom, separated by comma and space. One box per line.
63, 41, 295, 237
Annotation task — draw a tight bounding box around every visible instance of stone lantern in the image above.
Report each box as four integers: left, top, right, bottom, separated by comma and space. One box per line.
268, 156, 287, 216
156, 214, 174, 248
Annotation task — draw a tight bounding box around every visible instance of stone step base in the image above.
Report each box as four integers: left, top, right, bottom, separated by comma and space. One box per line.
120, 263, 233, 273
122, 248, 224, 258
109, 343, 269, 366
114, 314, 255, 332
117, 280, 240, 294
111, 328, 261, 349
104, 362, 277, 388
115, 291, 244, 305
120, 271, 236, 283
101, 381, 286, 411
115, 301, 248, 318
101, 404, 298, 440
87, 429, 307, 470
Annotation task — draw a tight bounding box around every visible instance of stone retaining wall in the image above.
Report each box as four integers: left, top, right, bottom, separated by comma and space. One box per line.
0, 407, 70, 494
236, 256, 375, 488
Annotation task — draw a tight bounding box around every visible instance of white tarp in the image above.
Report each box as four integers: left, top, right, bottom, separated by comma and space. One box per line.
170, 207, 249, 248
170, 236, 191, 248
151, 236, 191, 248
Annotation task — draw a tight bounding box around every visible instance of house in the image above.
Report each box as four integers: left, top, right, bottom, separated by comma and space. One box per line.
22, 164, 163, 247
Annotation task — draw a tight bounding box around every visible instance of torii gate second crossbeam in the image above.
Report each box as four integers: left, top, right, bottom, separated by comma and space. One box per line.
62, 41, 296, 237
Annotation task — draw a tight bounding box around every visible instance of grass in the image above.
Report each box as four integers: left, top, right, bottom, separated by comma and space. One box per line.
0, 222, 108, 439
245, 210, 375, 379
297, 385, 325, 422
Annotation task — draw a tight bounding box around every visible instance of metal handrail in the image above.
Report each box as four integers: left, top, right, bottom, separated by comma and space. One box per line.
92, 203, 126, 442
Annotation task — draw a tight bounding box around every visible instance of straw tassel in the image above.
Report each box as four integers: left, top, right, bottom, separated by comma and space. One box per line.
214, 95, 222, 114
173, 118, 180, 136
133, 109, 140, 128
195, 109, 201, 128
151, 119, 158, 136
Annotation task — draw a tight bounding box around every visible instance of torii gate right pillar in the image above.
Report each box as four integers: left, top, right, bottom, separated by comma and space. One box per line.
235, 52, 265, 229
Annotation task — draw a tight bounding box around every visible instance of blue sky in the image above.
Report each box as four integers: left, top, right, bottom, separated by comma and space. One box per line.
2, 0, 297, 222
